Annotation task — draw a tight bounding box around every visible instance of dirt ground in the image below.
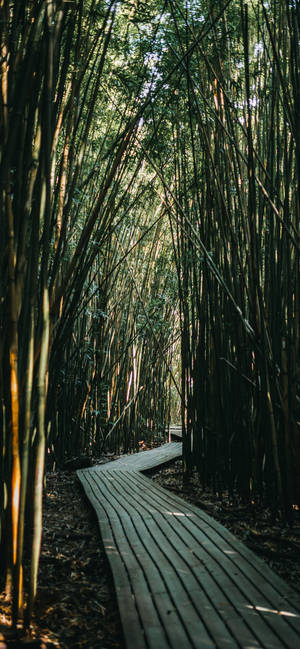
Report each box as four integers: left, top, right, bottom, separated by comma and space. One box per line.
1, 451, 300, 648
0, 457, 125, 649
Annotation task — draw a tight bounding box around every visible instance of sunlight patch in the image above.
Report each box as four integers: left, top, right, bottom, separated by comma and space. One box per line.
166, 511, 192, 517
246, 604, 300, 618
223, 550, 236, 556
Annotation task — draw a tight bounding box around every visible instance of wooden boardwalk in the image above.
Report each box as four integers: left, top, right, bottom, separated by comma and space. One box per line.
167, 425, 182, 441
77, 443, 300, 649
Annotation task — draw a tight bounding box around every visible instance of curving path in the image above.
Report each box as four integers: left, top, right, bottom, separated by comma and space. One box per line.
77, 443, 300, 649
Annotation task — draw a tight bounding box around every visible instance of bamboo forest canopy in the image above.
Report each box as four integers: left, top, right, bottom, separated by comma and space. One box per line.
1, 0, 300, 628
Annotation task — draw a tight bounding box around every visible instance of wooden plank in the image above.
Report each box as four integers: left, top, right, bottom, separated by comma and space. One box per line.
110, 470, 300, 645
131, 474, 300, 645
78, 443, 300, 649
129, 471, 300, 643
102, 470, 295, 649
81, 471, 198, 648
80, 471, 186, 649
132, 471, 300, 614
98, 460, 300, 643
87, 469, 279, 648
84, 466, 300, 648
84, 470, 219, 648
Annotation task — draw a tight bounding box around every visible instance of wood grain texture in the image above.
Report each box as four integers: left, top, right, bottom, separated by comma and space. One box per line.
77, 443, 300, 649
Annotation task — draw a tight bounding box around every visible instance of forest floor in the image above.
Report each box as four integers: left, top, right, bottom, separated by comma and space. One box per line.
0, 455, 126, 649
1, 450, 300, 648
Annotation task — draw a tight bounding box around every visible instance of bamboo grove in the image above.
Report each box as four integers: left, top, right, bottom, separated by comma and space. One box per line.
0, 0, 299, 629
156, 0, 299, 516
